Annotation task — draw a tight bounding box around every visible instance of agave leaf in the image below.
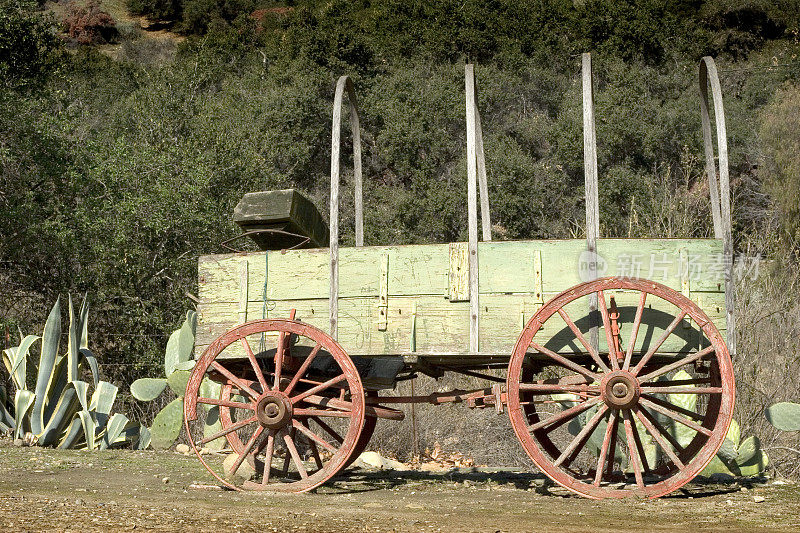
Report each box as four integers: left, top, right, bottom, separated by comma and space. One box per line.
68, 294, 79, 382
42, 354, 70, 426
130, 378, 168, 402
58, 416, 84, 449
136, 425, 152, 450
36, 385, 78, 447
737, 435, 761, 465
765, 402, 800, 432
31, 297, 62, 436
72, 380, 89, 411
167, 370, 191, 397
79, 348, 99, 388
101, 413, 131, 449
150, 398, 184, 450
0, 385, 13, 429
3, 335, 40, 390
78, 295, 89, 350
91, 380, 118, 439
77, 409, 96, 450
13, 389, 35, 440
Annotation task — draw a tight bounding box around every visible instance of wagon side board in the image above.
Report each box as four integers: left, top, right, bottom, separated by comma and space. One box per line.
196, 239, 726, 361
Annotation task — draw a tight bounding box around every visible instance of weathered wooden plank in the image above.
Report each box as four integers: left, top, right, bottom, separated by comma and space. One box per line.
198, 240, 725, 308
448, 242, 469, 301
196, 291, 726, 359
465, 64, 481, 354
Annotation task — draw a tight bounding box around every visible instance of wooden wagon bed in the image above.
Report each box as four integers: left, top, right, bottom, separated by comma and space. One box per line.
197, 238, 726, 364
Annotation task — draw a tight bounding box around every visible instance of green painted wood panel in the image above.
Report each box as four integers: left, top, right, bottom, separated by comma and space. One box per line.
196, 239, 726, 359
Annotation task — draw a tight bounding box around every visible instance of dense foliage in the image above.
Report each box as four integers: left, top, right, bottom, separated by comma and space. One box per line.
1, 0, 799, 398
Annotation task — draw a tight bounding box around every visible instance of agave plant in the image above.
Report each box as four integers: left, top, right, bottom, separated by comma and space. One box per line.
130, 311, 221, 450
1, 295, 147, 449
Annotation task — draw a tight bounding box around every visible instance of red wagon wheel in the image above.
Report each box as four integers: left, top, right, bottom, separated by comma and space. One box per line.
507, 277, 734, 499
184, 318, 365, 493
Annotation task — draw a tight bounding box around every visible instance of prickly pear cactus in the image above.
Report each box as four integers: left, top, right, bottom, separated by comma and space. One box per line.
765, 402, 800, 432
130, 311, 224, 450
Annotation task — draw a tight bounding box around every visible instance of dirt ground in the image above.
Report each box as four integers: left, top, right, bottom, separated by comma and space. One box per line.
1, 439, 799, 532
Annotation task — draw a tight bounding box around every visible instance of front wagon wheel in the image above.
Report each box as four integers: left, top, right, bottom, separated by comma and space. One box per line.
507, 277, 734, 499
184, 319, 365, 493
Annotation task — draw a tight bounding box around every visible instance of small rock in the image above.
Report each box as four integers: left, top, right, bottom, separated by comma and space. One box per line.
753, 495, 765, 503
740, 486, 749, 492
222, 452, 256, 482
405, 503, 424, 510
355, 451, 409, 471
162, 477, 169, 484
12, 439, 23, 447
175, 444, 190, 454
363, 503, 383, 508
188, 483, 223, 491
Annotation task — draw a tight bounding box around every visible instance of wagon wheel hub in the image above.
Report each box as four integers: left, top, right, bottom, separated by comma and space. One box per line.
600, 370, 640, 410
256, 392, 293, 429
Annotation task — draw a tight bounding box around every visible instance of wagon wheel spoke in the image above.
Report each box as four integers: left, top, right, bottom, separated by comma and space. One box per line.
640, 377, 712, 387
640, 394, 705, 422
593, 409, 618, 486
530, 342, 600, 383
283, 430, 308, 479
557, 308, 609, 372
623, 291, 647, 370
200, 416, 257, 446
298, 420, 325, 469
229, 425, 265, 478
605, 411, 620, 477
291, 374, 347, 404
294, 408, 352, 418
518, 384, 601, 395
210, 361, 261, 400
632, 406, 684, 469
621, 410, 644, 489
639, 397, 712, 436
241, 338, 269, 393
260, 430, 277, 486
293, 419, 338, 455
629, 413, 651, 474
597, 290, 620, 370
529, 397, 602, 432
636, 404, 685, 455
637, 345, 716, 383
554, 405, 608, 468
273, 329, 288, 390
197, 397, 253, 410
310, 416, 345, 444
631, 311, 687, 376
640, 386, 722, 395
282, 343, 322, 396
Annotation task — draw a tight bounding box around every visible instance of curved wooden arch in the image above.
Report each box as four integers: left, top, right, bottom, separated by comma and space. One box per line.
329, 75, 364, 339
699, 56, 735, 355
